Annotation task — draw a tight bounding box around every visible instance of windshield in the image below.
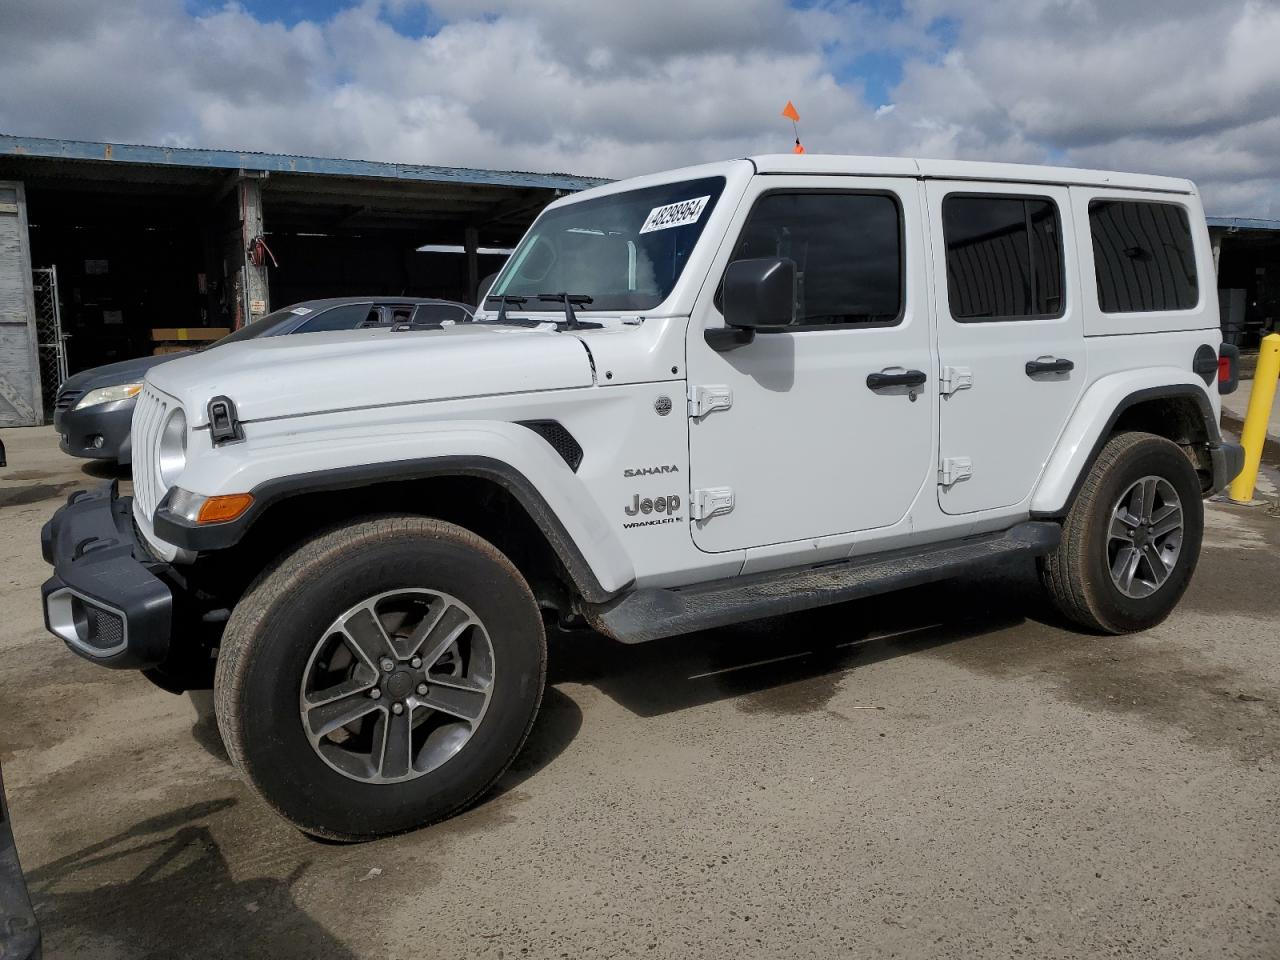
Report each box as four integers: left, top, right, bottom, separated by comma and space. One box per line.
488, 176, 726, 312
214, 306, 302, 346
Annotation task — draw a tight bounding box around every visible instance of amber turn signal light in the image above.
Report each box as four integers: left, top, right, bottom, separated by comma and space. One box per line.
196, 493, 254, 524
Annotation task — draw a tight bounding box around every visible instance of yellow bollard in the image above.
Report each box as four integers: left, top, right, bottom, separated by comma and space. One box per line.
1228, 332, 1280, 503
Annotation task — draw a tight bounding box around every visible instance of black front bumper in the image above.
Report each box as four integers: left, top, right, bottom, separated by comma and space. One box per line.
40, 481, 173, 669
53, 398, 135, 463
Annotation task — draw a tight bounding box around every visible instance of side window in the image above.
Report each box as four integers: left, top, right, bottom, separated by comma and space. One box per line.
942, 195, 1064, 321
293, 303, 378, 334
1088, 200, 1198, 313
387, 305, 415, 326
413, 303, 469, 325
729, 192, 903, 327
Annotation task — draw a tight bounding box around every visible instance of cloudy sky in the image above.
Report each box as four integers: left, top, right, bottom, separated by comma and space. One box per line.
1, 0, 1278, 216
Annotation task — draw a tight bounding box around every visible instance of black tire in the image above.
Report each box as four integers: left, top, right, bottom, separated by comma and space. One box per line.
214, 516, 546, 841
1039, 431, 1204, 634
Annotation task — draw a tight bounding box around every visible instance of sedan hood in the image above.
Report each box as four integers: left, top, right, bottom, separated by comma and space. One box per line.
145, 324, 595, 427
61, 351, 192, 393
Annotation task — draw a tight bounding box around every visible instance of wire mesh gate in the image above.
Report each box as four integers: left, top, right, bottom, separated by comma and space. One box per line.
32, 266, 68, 418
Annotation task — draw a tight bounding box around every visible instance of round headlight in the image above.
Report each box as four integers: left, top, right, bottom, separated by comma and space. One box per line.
157, 408, 188, 490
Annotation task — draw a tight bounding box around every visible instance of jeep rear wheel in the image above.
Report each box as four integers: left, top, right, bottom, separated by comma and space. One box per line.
214, 516, 546, 841
1039, 431, 1204, 634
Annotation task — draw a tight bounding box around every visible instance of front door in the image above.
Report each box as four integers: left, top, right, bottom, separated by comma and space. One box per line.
686, 177, 934, 554
925, 180, 1086, 515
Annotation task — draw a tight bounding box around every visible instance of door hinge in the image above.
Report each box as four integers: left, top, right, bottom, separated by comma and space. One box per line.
938, 366, 973, 397
688, 384, 733, 419
939, 457, 972, 488
690, 486, 735, 521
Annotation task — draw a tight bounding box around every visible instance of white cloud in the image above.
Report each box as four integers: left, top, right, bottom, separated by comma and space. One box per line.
0, 0, 1276, 215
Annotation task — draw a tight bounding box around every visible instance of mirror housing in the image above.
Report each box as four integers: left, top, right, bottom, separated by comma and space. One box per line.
723, 257, 797, 330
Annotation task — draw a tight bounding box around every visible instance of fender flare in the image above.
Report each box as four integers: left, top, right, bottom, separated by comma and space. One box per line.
1030, 372, 1220, 518
154, 426, 636, 603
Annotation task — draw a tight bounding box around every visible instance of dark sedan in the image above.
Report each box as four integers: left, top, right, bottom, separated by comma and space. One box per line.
53, 297, 472, 463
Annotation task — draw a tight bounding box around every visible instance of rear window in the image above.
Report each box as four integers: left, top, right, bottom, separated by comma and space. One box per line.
1088, 200, 1198, 313
942, 195, 1064, 321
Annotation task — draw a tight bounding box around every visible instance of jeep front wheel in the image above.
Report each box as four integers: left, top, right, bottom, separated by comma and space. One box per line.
1039, 431, 1204, 634
214, 516, 546, 841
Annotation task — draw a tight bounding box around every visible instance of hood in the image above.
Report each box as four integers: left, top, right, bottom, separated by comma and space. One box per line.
61, 351, 192, 393
145, 323, 595, 426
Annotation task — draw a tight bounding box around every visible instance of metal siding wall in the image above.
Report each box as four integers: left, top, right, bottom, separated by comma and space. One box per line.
0, 180, 42, 425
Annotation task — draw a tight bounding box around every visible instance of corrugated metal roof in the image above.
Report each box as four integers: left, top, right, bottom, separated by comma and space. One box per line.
0, 134, 608, 192
1207, 216, 1280, 232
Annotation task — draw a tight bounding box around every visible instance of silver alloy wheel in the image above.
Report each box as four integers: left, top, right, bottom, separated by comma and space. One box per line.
1107, 475, 1184, 599
299, 588, 496, 784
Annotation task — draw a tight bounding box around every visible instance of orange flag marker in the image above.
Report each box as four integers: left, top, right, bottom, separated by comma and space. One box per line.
782, 100, 804, 153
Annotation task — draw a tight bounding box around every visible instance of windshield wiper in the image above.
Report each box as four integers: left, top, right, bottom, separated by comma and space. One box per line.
484, 294, 528, 324
538, 293, 593, 330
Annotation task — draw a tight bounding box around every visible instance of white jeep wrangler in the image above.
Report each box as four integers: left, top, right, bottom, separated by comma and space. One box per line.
42, 155, 1243, 840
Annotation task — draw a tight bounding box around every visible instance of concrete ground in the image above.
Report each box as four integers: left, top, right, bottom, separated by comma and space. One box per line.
1221, 378, 1280, 443
2, 424, 1279, 960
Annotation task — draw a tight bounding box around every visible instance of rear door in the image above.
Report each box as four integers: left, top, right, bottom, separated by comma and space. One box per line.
926, 181, 1086, 514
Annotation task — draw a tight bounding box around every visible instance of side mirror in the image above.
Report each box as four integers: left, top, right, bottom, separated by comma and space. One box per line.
724, 257, 797, 330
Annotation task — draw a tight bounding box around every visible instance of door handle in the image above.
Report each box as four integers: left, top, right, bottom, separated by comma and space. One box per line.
1025, 357, 1074, 377
866, 369, 927, 390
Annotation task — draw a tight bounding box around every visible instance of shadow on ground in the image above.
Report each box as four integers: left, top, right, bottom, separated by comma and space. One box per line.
548, 556, 1053, 719
26, 799, 357, 959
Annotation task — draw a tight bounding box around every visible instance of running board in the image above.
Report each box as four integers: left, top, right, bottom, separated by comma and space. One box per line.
586, 521, 1060, 644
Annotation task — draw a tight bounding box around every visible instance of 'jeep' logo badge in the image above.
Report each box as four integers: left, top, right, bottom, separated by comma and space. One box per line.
625, 493, 681, 516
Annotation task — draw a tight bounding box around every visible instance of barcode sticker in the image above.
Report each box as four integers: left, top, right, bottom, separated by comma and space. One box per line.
639, 196, 711, 234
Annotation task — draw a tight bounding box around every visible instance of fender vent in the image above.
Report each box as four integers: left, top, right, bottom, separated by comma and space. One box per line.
517, 420, 583, 472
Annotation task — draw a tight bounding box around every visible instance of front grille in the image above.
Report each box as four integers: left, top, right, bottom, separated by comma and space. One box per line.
131, 386, 170, 525
55, 387, 84, 412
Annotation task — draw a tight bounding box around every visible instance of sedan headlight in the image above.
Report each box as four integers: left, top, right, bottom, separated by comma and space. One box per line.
157, 408, 187, 489
74, 383, 143, 410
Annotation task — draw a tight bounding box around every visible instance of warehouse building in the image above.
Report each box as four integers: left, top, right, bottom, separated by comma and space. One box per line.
0, 135, 604, 425
1, 135, 1278, 427
1209, 217, 1280, 350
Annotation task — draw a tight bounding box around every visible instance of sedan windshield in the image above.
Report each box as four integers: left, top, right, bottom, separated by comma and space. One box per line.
214, 306, 301, 346
488, 176, 726, 312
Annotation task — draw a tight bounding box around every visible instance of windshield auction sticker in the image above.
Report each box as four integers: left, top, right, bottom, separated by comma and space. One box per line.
639, 196, 711, 234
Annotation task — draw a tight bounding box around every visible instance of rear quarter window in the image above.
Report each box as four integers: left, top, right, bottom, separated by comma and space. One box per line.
1088, 200, 1198, 313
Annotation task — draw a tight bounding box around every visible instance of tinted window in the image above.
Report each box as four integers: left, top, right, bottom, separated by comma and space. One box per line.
1089, 200, 1198, 313
213, 307, 302, 345
294, 303, 378, 333
943, 195, 1064, 321
729, 192, 902, 326
414, 303, 470, 324
491, 177, 726, 311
